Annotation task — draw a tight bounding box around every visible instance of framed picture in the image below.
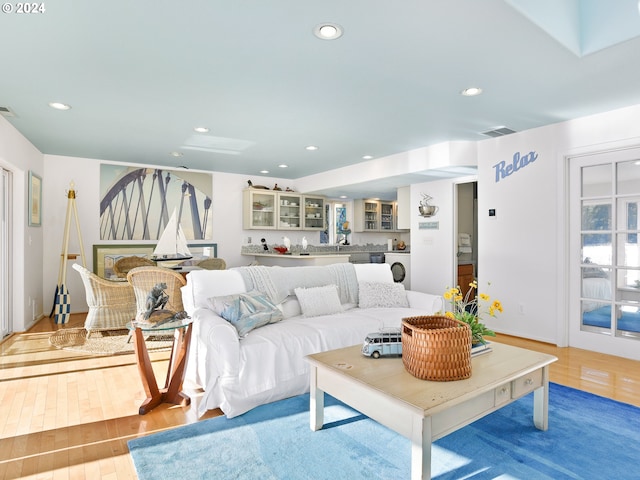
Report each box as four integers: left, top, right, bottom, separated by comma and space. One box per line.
28, 171, 42, 227
92, 243, 218, 278
93, 244, 155, 280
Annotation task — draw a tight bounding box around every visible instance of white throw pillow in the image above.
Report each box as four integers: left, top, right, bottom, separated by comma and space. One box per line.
353, 263, 394, 284
359, 282, 409, 308
294, 284, 343, 318
277, 295, 303, 319
188, 269, 247, 309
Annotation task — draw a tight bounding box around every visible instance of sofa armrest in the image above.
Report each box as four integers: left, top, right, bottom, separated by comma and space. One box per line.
190, 307, 241, 382
406, 290, 444, 314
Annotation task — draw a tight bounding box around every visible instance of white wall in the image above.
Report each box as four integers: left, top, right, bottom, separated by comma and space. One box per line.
477, 103, 640, 356
477, 127, 561, 343
409, 179, 457, 295
43, 155, 297, 313
0, 116, 43, 332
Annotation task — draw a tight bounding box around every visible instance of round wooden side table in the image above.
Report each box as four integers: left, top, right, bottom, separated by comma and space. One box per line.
128, 317, 193, 415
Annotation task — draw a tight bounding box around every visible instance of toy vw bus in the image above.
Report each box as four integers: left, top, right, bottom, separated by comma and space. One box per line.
362, 329, 402, 358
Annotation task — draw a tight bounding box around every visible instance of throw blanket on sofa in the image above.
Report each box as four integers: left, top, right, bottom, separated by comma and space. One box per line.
234, 263, 359, 305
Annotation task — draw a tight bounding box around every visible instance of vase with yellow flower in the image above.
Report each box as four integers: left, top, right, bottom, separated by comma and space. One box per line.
443, 280, 503, 345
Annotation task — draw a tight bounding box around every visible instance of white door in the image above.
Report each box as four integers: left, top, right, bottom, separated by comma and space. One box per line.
568, 148, 640, 360
0, 168, 11, 338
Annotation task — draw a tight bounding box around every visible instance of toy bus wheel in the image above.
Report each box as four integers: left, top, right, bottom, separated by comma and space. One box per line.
372, 351, 380, 359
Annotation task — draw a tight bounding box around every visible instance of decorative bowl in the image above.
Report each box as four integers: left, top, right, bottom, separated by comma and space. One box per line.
274, 246, 288, 254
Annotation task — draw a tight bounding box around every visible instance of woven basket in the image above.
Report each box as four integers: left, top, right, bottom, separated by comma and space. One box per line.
401, 315, 472, 381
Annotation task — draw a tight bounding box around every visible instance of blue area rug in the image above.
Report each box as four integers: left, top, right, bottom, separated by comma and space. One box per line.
128, 383, 640, 479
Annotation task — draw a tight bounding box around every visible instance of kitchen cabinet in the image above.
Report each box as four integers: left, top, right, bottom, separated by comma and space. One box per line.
302, 195, 325, 230
354, 200, 380, 231
396, 186, 410, 230
277, 192, 302, 229
354, 200, 402, 232
243, 189, 325, 231
380, 202, 395, 231
243, 189, 277, 229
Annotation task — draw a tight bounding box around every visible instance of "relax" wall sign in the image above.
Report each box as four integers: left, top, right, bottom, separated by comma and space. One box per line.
493, 151, 537, 182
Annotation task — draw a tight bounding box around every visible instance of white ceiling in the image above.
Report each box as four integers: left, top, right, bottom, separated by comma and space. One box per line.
2, 0, 640, 199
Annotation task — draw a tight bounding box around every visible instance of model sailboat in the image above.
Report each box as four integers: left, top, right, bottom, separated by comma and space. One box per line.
152, 209, 192, 265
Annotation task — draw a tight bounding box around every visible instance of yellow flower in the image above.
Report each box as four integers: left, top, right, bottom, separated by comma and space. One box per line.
442, 282, 504, 344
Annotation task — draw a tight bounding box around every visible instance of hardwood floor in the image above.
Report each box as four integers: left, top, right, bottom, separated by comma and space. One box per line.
1, 313, 639, 479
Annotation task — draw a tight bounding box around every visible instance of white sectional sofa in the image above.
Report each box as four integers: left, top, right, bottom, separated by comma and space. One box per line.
181, 262, 443, 418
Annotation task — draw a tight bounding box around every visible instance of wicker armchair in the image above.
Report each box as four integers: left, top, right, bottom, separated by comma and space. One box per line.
72, 263, 137, 337
113, 256, 156, 279
126, 266, 187, 322
196, 258, 227, 270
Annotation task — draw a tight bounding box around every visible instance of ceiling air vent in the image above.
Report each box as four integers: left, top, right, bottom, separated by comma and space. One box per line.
0, 106, 16, 117
481, 127, 516, 138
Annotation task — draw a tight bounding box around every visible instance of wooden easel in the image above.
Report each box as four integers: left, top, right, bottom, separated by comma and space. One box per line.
49, 182, 87, 324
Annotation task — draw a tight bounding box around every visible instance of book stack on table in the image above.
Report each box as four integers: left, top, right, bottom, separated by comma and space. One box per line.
471, 342, 492, 357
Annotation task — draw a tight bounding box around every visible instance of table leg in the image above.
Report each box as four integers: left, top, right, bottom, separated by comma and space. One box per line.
163, 324, 192, 407
309, 366, 324, 431
533, 365, 550, 431
133, 327, 162, 415
411, 414, 432, 480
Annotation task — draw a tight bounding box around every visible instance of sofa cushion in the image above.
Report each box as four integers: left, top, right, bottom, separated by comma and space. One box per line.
277, 295, 302, 319
186, 269, 247, 310
208, 290, 283, 337
353, 263, 394, 284
359, 282, 409, 308
294, 284, 343, 318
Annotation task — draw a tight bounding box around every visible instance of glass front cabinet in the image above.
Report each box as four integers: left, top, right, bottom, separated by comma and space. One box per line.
354, 199, 402, 232
302, 196, 325, 230
380, 202, 395, 231
243, 189, 277, 229
277, 193, 302, 230
243, 189, 325, 231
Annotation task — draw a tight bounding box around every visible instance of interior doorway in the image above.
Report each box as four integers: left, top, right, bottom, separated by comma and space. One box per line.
456, 181, 478, 295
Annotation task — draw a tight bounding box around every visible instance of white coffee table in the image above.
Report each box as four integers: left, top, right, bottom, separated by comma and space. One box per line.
306, 342, 557, 480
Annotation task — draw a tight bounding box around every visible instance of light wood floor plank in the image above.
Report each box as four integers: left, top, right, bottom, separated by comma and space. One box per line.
1, 313, 639, 479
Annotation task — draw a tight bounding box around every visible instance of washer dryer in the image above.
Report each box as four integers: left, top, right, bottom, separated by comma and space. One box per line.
385, 252, 411, 290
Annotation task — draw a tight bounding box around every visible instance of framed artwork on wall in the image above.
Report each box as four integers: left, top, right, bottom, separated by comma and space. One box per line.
92, 242, 218, 279
93, 244, 155, 280
28, 170, 42, 227
99, 164, 213, 241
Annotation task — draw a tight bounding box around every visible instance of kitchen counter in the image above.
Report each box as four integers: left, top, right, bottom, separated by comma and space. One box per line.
243, 253, 350, 267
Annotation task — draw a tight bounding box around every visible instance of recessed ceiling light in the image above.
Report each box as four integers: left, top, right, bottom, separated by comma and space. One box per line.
362, 155, 373, 160
305, 145, 319, 151
339, 195, 348, 199
169, 151, 183, 157
48, 102, 71, 110
313, 23, 343, 40
461, 87, 482, 97
260, 170, 269, 174
278, 164, 288, 168
194, 126, 209, 133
